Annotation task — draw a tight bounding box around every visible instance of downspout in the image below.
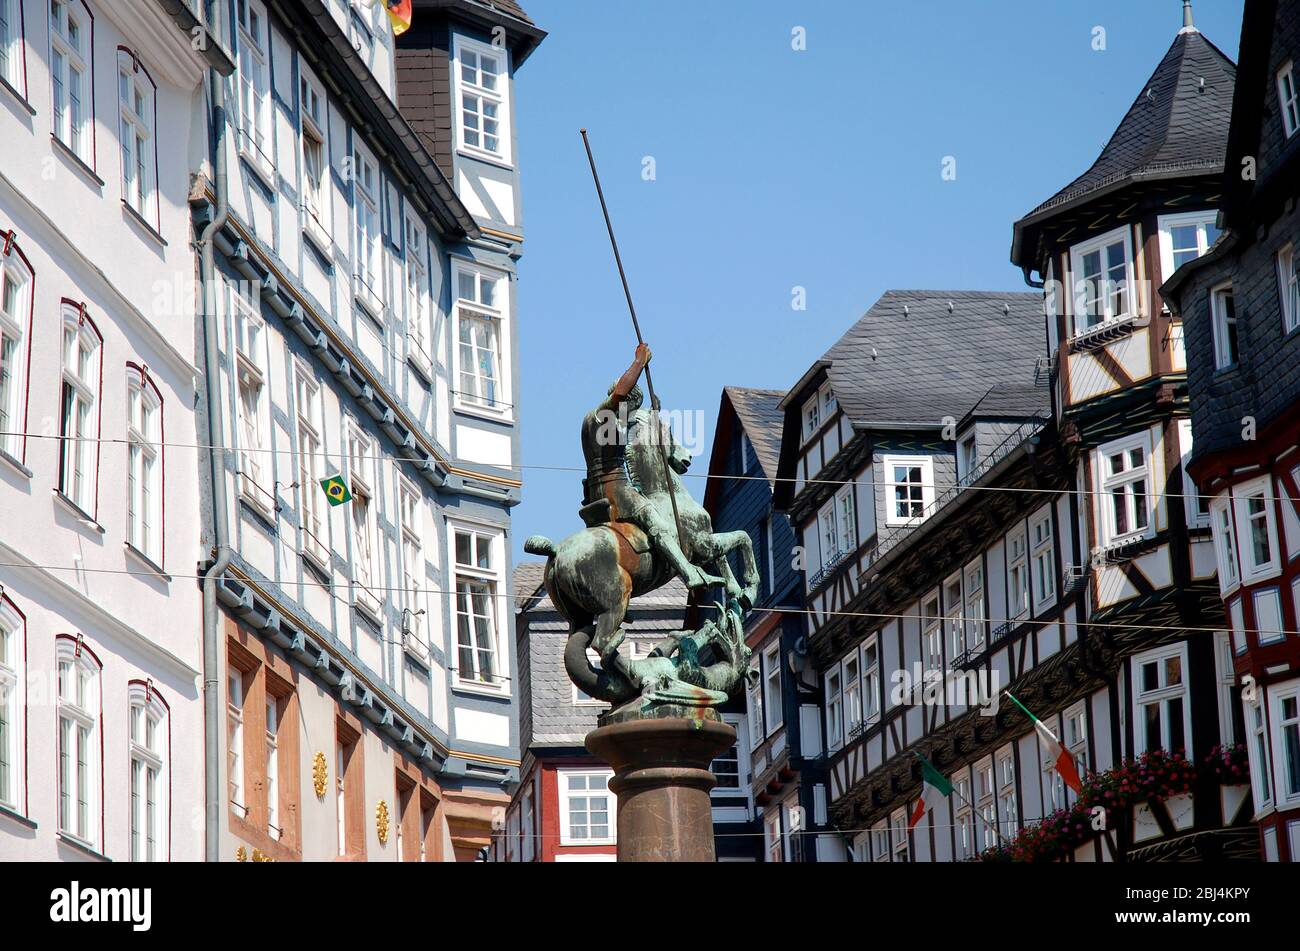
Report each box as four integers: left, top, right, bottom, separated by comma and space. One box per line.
199, 65, 231, 864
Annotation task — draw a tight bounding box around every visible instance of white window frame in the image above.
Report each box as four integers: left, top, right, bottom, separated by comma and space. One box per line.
1234, 476, 1281, 582
1157, 210, 1220, 279
451, 522, 507, 692
0, 0, 26, 96
1210, 282, 1238, 370
558, 769, 614, 846
952, 771, 975, 860
0, 598, 24, 816
56, 640, 101, 851
404, 214, 432, 372
452, 260, 510, 419
1279, 243, 1300, 335
883, 454, 934, 526
228, 280, 270, 511
746, 657, 763, 751
1210, 492, 1241, 592
49, 0, 92, 166
1132, 642, 1192, 756
1270, 683, 1300, 808
0, 243, 33, 462
1068, 225, 1135, 336
841, 651, 861, 739
58, 306, 101, 515
126, 370, 163, 564
824, 666, 842, 751
762, 641, 782, 735
861, 635, 880, 726
265, 694, 280, 841
995, 744, 1018, 838
1029, 506, 1056, 611
889, 806, 909, 862
1176, 419, 1209, 528
1006, 525, 1030, 620
299, 65, 330, 244
1063, 700, 1089, 796
922, 591, 943, 673
1095, 430, 1154, 548
452, 33, 511, 166
801, 381, 835, 444
835, 486, 856, 558
347, 424, 381, 619
235, 0, 272, 178
964, 558, 985, 653
227, 669, 245, 819
351, 140, 382, 310
294, 361, 327, 570
1254, 587, 1285, 645
816, 499, 838, 567
118, 50, 158, 229
870, 817, 889, 862
398, 477, 426, 655
944, 572, 965, 661
128, 683, 167, 861
974, 755, 996, 850
1278, 60, 1299, 140
1246, 695, 1273, 813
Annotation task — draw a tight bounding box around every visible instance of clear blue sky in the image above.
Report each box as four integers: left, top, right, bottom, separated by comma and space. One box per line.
509, 0, 1245, 561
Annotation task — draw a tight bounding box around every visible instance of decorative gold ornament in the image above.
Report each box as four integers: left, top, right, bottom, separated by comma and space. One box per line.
376, 799, 390, 845
235, 846, 247, 862
312, 751, 328, 799
251, 848, 275, 863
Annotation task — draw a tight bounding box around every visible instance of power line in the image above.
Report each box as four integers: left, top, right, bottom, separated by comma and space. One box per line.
0, 558, 1270, 640
0, 429, 1278, 506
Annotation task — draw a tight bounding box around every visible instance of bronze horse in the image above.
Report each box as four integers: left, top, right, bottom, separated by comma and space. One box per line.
524, 408, 760, 705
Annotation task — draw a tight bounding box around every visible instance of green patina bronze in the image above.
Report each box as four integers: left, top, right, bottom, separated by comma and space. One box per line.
524, 345, 759, 718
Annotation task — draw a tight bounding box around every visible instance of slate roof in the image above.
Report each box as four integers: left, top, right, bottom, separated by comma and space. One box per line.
724, 387, 786, 484
470, 0, 534, 25
1027, 29, 1235, 219
813, 290, 1046, 428
962, 382, 1051, 423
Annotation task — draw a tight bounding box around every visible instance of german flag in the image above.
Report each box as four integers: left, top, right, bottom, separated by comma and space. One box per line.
385, 0, 412, 37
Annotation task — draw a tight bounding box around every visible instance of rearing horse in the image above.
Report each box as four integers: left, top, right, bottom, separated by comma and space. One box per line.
524, 408, 760, 703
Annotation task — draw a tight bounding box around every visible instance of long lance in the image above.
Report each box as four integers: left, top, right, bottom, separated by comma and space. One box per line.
579, 128, 688, 552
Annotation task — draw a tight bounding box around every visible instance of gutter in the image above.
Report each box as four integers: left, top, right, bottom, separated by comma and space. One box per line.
198, 67, 232, 864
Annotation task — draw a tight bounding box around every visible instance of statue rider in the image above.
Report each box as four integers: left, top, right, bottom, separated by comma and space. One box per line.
580, 343, 720, 591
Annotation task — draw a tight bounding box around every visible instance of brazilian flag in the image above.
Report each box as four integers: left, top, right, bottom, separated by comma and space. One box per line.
320, 474, 352, 507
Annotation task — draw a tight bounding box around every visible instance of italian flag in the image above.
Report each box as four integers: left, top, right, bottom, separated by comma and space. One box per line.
1007, 692, 1082, 793
385, 0, 413, 36
909, 753, 953, 830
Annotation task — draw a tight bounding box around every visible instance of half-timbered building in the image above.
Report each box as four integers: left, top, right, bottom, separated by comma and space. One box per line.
1162, 0, 1300, 862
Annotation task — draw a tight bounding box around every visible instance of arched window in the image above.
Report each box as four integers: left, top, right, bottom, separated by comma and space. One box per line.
58, 302, 102, 516
49, 0, 95, 168
0, 591, 26, 816
0, 231, 33, 465
126, 364, 163, 566
117, 48, 158, 231
56, 634, 102, 851
127, 681, 169, 861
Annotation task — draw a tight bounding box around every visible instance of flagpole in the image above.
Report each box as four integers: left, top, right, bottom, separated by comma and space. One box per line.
913, 751, 1012, 849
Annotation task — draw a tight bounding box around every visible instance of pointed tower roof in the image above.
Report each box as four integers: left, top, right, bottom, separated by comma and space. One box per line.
1011, 20, 1236, 269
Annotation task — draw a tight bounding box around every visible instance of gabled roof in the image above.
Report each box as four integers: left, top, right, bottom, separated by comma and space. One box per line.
818, 290, 1045, 427
1011, 25, 1236, 268
724, 386, 786, 484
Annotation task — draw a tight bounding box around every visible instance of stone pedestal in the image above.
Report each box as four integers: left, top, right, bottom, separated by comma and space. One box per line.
585, 706, 736, 862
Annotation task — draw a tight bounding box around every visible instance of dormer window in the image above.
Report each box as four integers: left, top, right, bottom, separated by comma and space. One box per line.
883, 454, 934, 526
1069, 226, 1133, 336
801, 381, 835, 443
1278, 60, 1298, 139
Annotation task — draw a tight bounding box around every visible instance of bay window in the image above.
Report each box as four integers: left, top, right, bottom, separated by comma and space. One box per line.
57, 639, 101, 850
1272, 688, 1300, 805
453, 526, 503, 687
1132, 643, 1191, 755
454, 36, 510, 164
883, 455, 934, 526
1234, 477, 1279, 580
128, 684, 167, 861
127, 369, 163, 564
454, 264, 506, 413
1097, 432, 1151, 546
1247, 698, 1273, 811
1210, 283, 1238, 369
118, 50, 157, 227
1069, 226, 1133, 334
1158, 210, 1220, 277
50, 0, 92, 165
1281, 243, 1300, 335
0, 243, 32, 461
58, 307, 101, 514
1211, 494, 1241, 591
